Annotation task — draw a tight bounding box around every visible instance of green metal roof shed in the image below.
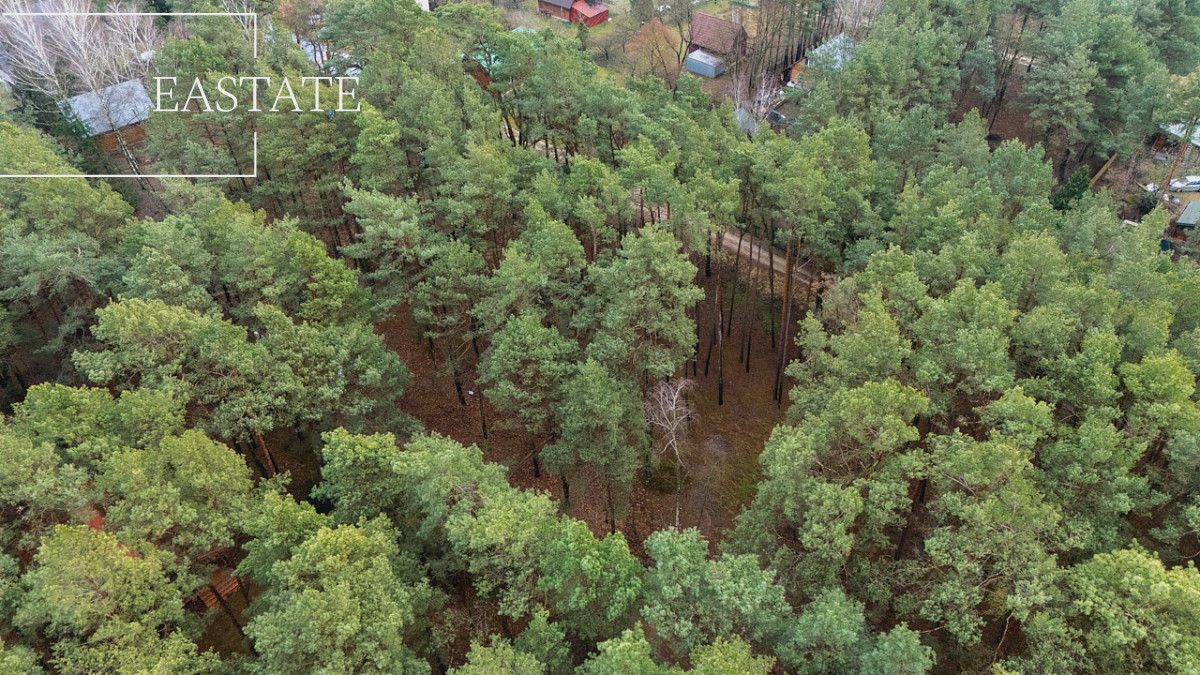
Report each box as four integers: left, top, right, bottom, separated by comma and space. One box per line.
1179, 201, 1200, 229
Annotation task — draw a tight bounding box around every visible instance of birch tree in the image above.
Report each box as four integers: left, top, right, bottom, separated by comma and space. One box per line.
645, 378, 693, 530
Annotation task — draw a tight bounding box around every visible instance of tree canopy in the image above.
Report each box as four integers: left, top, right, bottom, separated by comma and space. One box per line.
3, 0, 1200, 671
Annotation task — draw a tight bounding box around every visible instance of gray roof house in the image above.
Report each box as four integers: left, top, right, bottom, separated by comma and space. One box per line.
64, 79, 152, 137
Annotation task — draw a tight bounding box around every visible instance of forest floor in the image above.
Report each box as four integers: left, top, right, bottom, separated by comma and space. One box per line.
952, 69, 1038, 148
381, 254, 795, 554
195, 258, 800, 659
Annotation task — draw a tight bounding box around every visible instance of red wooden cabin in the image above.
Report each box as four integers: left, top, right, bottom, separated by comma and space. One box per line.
537, 0, 608, 26
571, 0, 609, 27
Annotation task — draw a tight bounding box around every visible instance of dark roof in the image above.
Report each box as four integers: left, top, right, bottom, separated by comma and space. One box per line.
1179, 201, 1200, 227
689, 13, 745, 55
541, 0, 573, 9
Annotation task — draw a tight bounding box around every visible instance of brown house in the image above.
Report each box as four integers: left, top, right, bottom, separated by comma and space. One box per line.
537, 0, 574, 21
538, 0, 608, 26
688, 13, 747, 57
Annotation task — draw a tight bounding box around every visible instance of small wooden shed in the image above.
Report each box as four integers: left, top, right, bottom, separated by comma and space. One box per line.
64, 79, 152, 152
537, 0, 574, 21
685, 49, 727, 78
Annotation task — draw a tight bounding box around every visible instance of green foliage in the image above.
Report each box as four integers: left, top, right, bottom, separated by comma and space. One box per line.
450, 640, 544, 674
0, 122, 132, 356
97, 430, 254, 569
478, 311, 578, 443
245, 520, 433, 674
689, 638, 773, 675
75, 297, 411, 445
577, 627, 670, 675
736, 157, 1200, 666
1024, 0, 1174, 169
582, 226, 703, 381
533, 157, 629, 258
0, 383, 243, 571
0, 641, 43, 675
4, 0, 1200, 670
642, 528, 793, 657
795, 3, 960, 133
1050, 167, 1092, 211
535, 519, 643, 642
1014, 548, 1200, 673
15, 526, 217, 674
476, 205, 587, 334
1063, 548, 1200, 673
314, 431, 643, 644
544, 358, 646, 527
238, 490, 330, 586
514, 609, 571, 674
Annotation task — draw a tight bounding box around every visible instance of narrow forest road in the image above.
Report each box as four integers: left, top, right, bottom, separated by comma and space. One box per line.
713, 230, 821, 291
627, 186, 822, 292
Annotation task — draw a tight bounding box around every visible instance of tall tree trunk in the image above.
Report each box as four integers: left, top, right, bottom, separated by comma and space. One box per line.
715, 232, 726, 405
703, 326, 715, 377
46, 298, 63, 327
209, 582, 247, 642
767, 220, 777, 349
773, 238, 795, 404
893, 477, 928, 561
253, 431, 279, 476
726, 228, 746, 336
236, 576, 251, 607
994, 614, 1015, 662
6, 356, 30, 392
235, 438, 269, 477
985, 10, 1029, 128
673, 449, 682, 530
25, 299, 49, 341
453, 367, 467, 406
478, 390, 489, 439
529, 434, 541, 478
606, 482, 617, 535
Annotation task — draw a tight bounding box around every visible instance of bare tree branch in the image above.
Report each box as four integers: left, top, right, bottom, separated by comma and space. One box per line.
646, 378, 694, 530
218, 0, 257, 38
0, 0, 66, 98
0, 0, 161, 180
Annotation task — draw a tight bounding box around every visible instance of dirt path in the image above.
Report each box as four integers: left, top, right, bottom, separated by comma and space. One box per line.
714, 229, 820, 289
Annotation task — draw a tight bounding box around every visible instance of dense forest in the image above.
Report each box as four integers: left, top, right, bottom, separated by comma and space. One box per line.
3, 0, 1200, 672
